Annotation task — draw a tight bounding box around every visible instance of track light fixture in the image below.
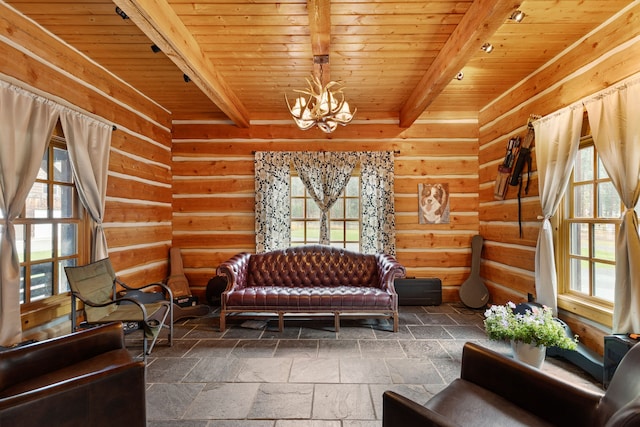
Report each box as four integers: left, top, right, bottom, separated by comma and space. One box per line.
183, 74, 191, 83
151, 44, 161, 53
481, 43, 494, 53
115, 6, 129, 20
509, 10, 525, 22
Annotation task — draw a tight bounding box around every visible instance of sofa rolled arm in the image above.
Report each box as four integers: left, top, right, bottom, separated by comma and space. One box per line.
383, 390, 459, 427
375, 253, 406, 292
460, 342, 602, 426
217, 252, 251, 291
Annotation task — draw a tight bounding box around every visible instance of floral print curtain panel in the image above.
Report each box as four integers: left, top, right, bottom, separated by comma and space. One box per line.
360, 151, 396, 255
254, 151, 396, 255
254, 151, 292, 253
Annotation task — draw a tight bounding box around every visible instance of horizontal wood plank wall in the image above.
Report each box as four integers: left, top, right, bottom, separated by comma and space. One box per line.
1, 4, 172, 335
477, 3, 640, 352
172, 120, 479, 301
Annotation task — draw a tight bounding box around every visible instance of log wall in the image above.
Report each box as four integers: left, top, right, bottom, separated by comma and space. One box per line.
477, 3, 640, 353
172, 120, 480, 301
1, 3, 173, 336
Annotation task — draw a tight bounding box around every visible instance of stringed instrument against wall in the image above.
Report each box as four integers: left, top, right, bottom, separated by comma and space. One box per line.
459, 234, 490, 309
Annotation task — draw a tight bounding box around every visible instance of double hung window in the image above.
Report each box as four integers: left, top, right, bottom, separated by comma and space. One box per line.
290, 173, 361, 251
13, 127, 86, 304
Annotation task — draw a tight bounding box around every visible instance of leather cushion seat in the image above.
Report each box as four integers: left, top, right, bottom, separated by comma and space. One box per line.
423, 379, 553, 427
225, 285, 394, 309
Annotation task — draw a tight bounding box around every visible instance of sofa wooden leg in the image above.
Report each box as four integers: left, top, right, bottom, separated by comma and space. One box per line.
219, 310, 226, 332
278, 311, 284, 332
334, 312, 340, 332
393, 312, 398, 332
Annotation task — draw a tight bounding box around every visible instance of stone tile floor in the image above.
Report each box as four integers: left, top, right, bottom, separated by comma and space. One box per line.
134, 303, 603, 427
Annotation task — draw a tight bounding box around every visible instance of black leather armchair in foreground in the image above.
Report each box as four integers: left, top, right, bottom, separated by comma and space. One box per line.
383, 341, 640, 427
0, 323, 146, 427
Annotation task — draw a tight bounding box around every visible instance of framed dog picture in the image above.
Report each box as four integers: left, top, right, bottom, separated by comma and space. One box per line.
418, 183, 450, 224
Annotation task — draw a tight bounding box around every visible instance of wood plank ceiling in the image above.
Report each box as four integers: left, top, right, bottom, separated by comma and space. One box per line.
5, 0, 635, 126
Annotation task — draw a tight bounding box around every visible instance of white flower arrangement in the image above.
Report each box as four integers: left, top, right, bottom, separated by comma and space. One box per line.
483, 302, 578, 350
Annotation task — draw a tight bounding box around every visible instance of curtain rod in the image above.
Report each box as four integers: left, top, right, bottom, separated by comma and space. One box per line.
251, 150, 400, 154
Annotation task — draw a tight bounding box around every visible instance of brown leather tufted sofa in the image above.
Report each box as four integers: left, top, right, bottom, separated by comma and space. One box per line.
216, 244, 406, 332
0, 322, 146, 427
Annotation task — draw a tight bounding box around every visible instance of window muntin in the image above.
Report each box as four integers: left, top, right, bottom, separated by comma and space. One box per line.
15, 133, 85, 305
290, 174, 361, 251
563, 138, 621, 304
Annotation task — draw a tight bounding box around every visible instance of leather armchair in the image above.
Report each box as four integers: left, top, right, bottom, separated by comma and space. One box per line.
0, 323, 146, 427
383, 341, 640, 427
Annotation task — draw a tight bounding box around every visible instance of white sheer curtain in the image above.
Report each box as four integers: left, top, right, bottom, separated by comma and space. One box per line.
360, 151, 396, 255
0, 82, 59, 345
254, 151, 292, 253
532, 107, 584, 314
60, 110, 112, 261
292, 152, 357, 245
584, 78, 640, 333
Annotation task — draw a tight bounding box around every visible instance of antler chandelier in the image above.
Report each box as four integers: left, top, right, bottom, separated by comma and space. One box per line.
285, 60, 356, 133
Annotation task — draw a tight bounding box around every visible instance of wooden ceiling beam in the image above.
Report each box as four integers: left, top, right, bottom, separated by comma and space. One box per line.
113, 0, 250, 128
399, 0, 521, 128
308, 0, 331, 82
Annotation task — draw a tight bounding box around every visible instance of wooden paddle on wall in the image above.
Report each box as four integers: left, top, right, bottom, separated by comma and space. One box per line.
459, 234, 490, 308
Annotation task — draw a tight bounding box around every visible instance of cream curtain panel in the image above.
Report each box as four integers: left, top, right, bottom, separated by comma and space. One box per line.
532, 107, 584, 314
255, 151, 292, 253
584, 78, 640, 333
0, 82, 59, 346
292, 152, 357, 245
60, 110, 112, 262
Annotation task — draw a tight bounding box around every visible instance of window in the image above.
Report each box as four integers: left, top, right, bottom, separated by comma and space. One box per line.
290, 173, 361, 251
14, 127, 86, 305
558, 136, 620, 318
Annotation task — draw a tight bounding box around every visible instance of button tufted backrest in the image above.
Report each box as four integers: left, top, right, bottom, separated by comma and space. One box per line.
246, 245, 379, 288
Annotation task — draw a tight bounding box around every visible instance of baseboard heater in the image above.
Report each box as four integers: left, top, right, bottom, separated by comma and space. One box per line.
394, 277, 442, 306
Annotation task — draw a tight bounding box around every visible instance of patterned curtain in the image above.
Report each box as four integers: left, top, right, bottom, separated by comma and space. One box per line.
292, 152, 358, 245
254, 151, 292, 253
360, 151, 396, 255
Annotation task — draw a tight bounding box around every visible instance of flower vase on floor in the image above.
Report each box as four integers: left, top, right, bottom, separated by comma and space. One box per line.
511, 340, 546, 368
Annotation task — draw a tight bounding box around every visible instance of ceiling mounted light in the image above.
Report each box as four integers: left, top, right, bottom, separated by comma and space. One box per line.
481, 43, 494, 53
509, 10, 525, 22
115, 6, 129, 19
455, 72, 464, 81
285, 56, 356, 133
151, 44, 161, 53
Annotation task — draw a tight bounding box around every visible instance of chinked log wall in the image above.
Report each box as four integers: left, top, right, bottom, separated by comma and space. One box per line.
478, 2, 640, 353
171, 121, 481, 302
0, 4, 173, 337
